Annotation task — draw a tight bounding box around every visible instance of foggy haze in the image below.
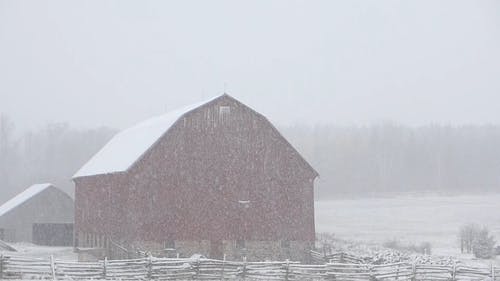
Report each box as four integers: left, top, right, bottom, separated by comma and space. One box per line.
1, 0, 500, 132
1, 1, 500, 270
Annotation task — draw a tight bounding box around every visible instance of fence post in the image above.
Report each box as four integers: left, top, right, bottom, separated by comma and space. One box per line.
194, 257, 200, 280
242, 256, 247, 281
491, 263, 495, 281
103, 257, 107, 280
50, 255, 56, 281
411, 261, 416, 281
284, 259, 290, 281
0, 254, 3, 280
147, 255, 153, 280
368, 265, 374, 281
451, 261, 456, 281
220, 254, 226, 281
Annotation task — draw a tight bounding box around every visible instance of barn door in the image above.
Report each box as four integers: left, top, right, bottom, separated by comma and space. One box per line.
209, 240, 223, 259
32, 223, 74, 246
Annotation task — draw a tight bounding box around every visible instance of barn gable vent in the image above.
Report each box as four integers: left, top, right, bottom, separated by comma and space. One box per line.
219, 106, 230, 122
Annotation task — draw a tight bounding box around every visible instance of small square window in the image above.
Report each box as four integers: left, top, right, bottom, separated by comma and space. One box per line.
236, 239, 245, 249
281, 240, 290, 248
165, 239, 175, 249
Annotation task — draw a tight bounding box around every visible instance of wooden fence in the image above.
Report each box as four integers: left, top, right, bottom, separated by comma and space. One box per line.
0, 254, 498, 281
311, 251, 365, 264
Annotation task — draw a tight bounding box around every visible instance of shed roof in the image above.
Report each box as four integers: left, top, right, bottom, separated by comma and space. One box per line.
0, 183, 53, 217
73, 95, 222, 179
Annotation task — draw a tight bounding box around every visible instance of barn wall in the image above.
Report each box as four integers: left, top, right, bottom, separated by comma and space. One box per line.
74, 95, 317, 261
74, 173, 128, 246
128, 96, 315, 242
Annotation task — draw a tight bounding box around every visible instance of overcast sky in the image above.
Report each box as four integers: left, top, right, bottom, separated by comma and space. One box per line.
1, 0, 499, 132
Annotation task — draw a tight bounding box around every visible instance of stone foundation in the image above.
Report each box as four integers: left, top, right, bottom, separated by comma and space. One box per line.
130, 240, 211, 258
126, 240, 313, 262
223, 240, 313, 262
175, 240, 211, 258
76, 234, 313, 262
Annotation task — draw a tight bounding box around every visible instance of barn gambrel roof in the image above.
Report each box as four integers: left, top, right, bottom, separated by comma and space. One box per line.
73, 94, 318, 179
73, 95, 221, 179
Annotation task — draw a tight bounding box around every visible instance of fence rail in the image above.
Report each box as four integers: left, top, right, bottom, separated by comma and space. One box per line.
0, 254, 498, 281
311, 251, 366, 264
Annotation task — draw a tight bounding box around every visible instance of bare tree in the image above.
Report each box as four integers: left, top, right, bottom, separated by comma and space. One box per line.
0, 114, 17, 197
458, 223, 479, 254
0, 119, 116, 203
316, 232, 336, 255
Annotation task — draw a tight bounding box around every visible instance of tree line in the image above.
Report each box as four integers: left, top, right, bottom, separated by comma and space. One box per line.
0, 114, 116, 203
281, 123, 500, 199
1, 114, 500, 203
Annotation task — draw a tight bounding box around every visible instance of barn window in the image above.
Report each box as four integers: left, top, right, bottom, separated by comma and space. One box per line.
236, 239, 245, 249
219, 106, 230, 122
164, 239, 175, 249
149, 195, 155, 211
2, 229, 15, 241
281, 240, 290, 248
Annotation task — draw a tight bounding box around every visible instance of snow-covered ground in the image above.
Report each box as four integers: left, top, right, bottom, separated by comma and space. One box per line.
0, 243, 77, 261
316, 193, 500, 265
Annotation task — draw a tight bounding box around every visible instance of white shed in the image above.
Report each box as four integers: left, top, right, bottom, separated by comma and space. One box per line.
0, 184, 74, 245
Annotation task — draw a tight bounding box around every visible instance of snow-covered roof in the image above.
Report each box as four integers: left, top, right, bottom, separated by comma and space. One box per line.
73, 95, 222, 179
0, 183, 53, 217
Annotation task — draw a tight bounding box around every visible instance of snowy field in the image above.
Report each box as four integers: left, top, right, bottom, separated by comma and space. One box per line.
316, 193, 500, 257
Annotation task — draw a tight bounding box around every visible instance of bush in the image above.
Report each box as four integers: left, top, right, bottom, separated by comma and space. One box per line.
418, 241, 432, 255
472, 227, 495, 259
383, 239, 432, 255
316, 232, 336, 254
382, 239, 401, 250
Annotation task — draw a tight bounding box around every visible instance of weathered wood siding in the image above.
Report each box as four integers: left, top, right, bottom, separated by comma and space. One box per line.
75, 95, 317, 253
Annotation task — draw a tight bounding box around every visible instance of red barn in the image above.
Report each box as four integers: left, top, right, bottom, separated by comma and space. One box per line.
73, 94, 318, 261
